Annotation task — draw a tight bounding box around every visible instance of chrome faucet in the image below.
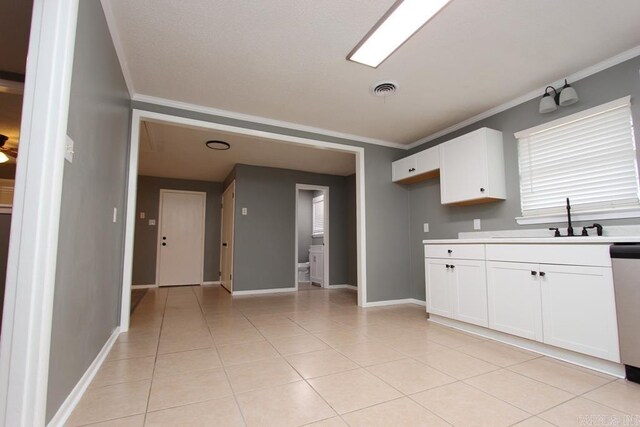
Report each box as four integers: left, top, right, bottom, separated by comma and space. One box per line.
566, 197, 574, 237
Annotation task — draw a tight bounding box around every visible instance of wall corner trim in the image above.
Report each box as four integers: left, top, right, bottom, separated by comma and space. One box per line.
363, 298, 426, 308
46, 327, 121, 427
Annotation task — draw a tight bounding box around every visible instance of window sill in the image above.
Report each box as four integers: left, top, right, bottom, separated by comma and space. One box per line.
516, 208, 640, 225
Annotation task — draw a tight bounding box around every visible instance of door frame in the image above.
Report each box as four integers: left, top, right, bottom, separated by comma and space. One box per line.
155, 189, 206, 287
0, 0, 80, 425
295, 184, 330, 289
219, 181, 236, 293
121, 109, 367, 331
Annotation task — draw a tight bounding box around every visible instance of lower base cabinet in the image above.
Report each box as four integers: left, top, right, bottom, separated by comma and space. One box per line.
487, 261, 543, 341
425, 258, 488, 327
426, 243, 621, 364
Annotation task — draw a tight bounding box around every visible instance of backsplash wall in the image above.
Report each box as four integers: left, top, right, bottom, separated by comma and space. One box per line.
407, 55, 640, 300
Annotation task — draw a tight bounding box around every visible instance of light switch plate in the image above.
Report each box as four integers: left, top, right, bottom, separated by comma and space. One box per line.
149, 219, 156, 226
242, 207, 247, 216
112, 207, 117, 223
423, 223, 429, 233
140, 212, 145, 219
65, 136, 74, 163
474, 219, 481, 230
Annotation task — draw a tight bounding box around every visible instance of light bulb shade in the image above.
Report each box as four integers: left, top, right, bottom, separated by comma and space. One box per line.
539, 94, 557, 114
0, 152, 9, 164
559, 85, 578, 106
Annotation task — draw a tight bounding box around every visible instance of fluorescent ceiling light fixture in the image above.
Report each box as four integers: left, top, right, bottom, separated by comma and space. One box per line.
348, 0, 452, 68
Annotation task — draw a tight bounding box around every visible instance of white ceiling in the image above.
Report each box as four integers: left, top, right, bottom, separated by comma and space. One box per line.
106, 0, 640, 146
138, 121, 355, 182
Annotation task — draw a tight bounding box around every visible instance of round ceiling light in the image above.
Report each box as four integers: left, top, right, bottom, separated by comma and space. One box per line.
205, 140, 230, 150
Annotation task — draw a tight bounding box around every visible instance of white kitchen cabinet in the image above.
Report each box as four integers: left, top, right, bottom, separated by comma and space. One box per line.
487, 261, 543, 341
439, 128, 506, 205
309, 246, 324, 286
540, 264, 620, 362
452, 259, 488, 327
425, 253, 488, 327
425, 258, 452, 317
392, 145, 439, 183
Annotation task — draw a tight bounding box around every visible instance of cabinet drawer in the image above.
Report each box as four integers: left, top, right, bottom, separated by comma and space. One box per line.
425, 244, 485, 260
486, 244, 611, 267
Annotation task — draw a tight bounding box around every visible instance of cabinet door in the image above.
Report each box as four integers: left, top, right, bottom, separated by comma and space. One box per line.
391, 156, 417, 182
451, 260, 488, 327
414, 145, 439, 175
440, 132, 488, 204
487, 261, 543, 341
425, 258, 452, 318
540, 265, 620, 362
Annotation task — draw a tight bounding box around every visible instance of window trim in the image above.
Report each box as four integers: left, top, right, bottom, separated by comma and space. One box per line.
514, 96, 639, 224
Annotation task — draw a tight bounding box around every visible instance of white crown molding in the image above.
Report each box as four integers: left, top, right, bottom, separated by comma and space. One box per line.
100, 0, 134, 96
406, 44, 640, 150
131, 93, 406, 150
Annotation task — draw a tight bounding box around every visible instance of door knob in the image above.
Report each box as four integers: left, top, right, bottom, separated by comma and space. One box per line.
447, 249, 453, 254
531, 271, 537, 276
222, 242, 228, 247
162, 243, 166, 246
162, 236, 166, 240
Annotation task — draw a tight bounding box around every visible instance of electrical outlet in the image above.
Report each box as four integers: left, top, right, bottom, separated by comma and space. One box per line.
474, 219, 481, 230
423, 223, 429, 233
140, 212, 145, 219
242, 207, 248, 216
149, 219, 156, 226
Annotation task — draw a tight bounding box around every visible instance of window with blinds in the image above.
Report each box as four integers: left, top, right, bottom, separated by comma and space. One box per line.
515, 96, 639, 222
312, 194, 324, 236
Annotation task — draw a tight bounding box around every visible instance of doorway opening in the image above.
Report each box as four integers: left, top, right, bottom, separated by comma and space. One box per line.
295, 185, 329, 290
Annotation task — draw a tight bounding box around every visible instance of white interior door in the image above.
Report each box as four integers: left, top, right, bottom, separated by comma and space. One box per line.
220, 181, 235, 292
157, 190, 206, 286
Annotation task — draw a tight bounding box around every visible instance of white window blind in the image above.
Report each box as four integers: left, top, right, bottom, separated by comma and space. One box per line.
312, 195, 324, 236
515, 96, 639, 220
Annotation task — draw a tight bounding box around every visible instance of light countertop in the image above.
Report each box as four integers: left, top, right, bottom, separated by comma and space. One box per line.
423, 236, 640, 244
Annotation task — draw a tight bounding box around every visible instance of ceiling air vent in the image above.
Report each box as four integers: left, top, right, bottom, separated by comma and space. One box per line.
370, 81, 398, 97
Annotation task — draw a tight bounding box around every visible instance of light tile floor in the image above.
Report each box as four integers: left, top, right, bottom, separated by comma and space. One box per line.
66, 286, 640, 426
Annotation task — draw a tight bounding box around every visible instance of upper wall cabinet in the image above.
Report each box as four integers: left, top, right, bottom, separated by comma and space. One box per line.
392, 145, 440, 183
440, 128, 506, 205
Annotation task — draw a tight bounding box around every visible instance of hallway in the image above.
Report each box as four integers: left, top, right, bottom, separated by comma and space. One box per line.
66, 286, 639, 426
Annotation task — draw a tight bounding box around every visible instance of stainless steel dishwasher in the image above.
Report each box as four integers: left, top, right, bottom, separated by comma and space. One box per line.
610, 244, 640, 383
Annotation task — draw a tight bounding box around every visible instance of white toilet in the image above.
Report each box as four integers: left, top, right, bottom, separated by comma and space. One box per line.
297, 262, 310, 282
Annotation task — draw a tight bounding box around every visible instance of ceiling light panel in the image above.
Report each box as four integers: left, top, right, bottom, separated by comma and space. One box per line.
348, 0, 451, 68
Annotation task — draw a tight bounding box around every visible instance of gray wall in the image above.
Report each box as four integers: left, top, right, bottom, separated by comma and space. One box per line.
229, 164, 354, 291
133, 100, 411, 302
297, 190, 313, 263
47, 1, 131, 421
407, 56, 640, 301
133, 176, 222, 285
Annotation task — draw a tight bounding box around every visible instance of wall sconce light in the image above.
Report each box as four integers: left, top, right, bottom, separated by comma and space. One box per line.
539, 79, 579, 114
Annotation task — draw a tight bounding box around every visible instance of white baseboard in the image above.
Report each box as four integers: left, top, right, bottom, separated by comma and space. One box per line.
363, 298, 426, 308
202, 281, 221, 286
328, 284, 357, 291
232, 287, 297, 296
47, 327, 121, 427
131, 284, 157, 289
429, 315, 625, 378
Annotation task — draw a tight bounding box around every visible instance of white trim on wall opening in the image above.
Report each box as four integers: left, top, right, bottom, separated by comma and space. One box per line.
121, 109, 368, 330
0, 0, 80, 425
295, 184, 331, 290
